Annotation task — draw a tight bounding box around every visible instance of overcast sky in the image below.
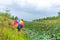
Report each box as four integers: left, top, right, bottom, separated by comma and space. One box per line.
0, 0, 60, 21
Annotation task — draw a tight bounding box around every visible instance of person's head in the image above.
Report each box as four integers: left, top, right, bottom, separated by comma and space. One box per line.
21, 19, 23, 21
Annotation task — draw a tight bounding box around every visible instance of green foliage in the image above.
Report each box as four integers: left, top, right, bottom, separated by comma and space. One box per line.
33, 11, 60, 21
5, 8, 10, 13
0, 11, 60, 40
24, 21, 60, 40
15, 16, 18, 20
11, 16, 18, 20
58, 11, 60, 16
0, 12, 10, 18
0, 12, 28, 40
11, 16, 15, 20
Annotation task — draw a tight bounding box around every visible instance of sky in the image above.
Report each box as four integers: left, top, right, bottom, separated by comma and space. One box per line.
0, 0, 60, 21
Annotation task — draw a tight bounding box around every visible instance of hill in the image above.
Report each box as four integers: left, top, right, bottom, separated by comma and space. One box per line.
0, 12, 28, 40
0, 11, 60, 40
24, 14, 60, 40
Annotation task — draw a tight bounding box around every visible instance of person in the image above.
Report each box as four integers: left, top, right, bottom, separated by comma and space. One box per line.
17, 19, 24, 35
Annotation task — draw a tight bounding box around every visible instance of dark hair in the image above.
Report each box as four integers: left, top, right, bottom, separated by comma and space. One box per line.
21, 19, 23, 21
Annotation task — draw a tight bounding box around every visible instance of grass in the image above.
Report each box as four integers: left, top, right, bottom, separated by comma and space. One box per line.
0, 15, 28, 40
0, 13, 60, 40
0, 26, 28, 40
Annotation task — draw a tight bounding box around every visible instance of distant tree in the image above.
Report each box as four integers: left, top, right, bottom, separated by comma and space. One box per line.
11, 16, 15, 20
58, 10, 60, 16
5, 8, 10, 13
15, 16, 18, 20
4, 8, 11, 18
4, 13, 10, 18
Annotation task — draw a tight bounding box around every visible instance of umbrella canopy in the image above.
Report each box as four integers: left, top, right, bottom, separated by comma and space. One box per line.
13, 19, 24, 28
20, 20, 24, 28
14, 20, 18, 28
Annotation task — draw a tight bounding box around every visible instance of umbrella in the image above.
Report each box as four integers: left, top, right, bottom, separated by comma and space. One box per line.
13, 19, 24, 28
14, 20, 18, 28
20, 20, 24, 28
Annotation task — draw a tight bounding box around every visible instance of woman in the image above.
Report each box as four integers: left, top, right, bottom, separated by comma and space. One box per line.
17, 19, 24, 35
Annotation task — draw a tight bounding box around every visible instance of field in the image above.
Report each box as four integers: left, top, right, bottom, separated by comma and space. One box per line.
0, 13, 28, 40
0, 12, 60, 40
